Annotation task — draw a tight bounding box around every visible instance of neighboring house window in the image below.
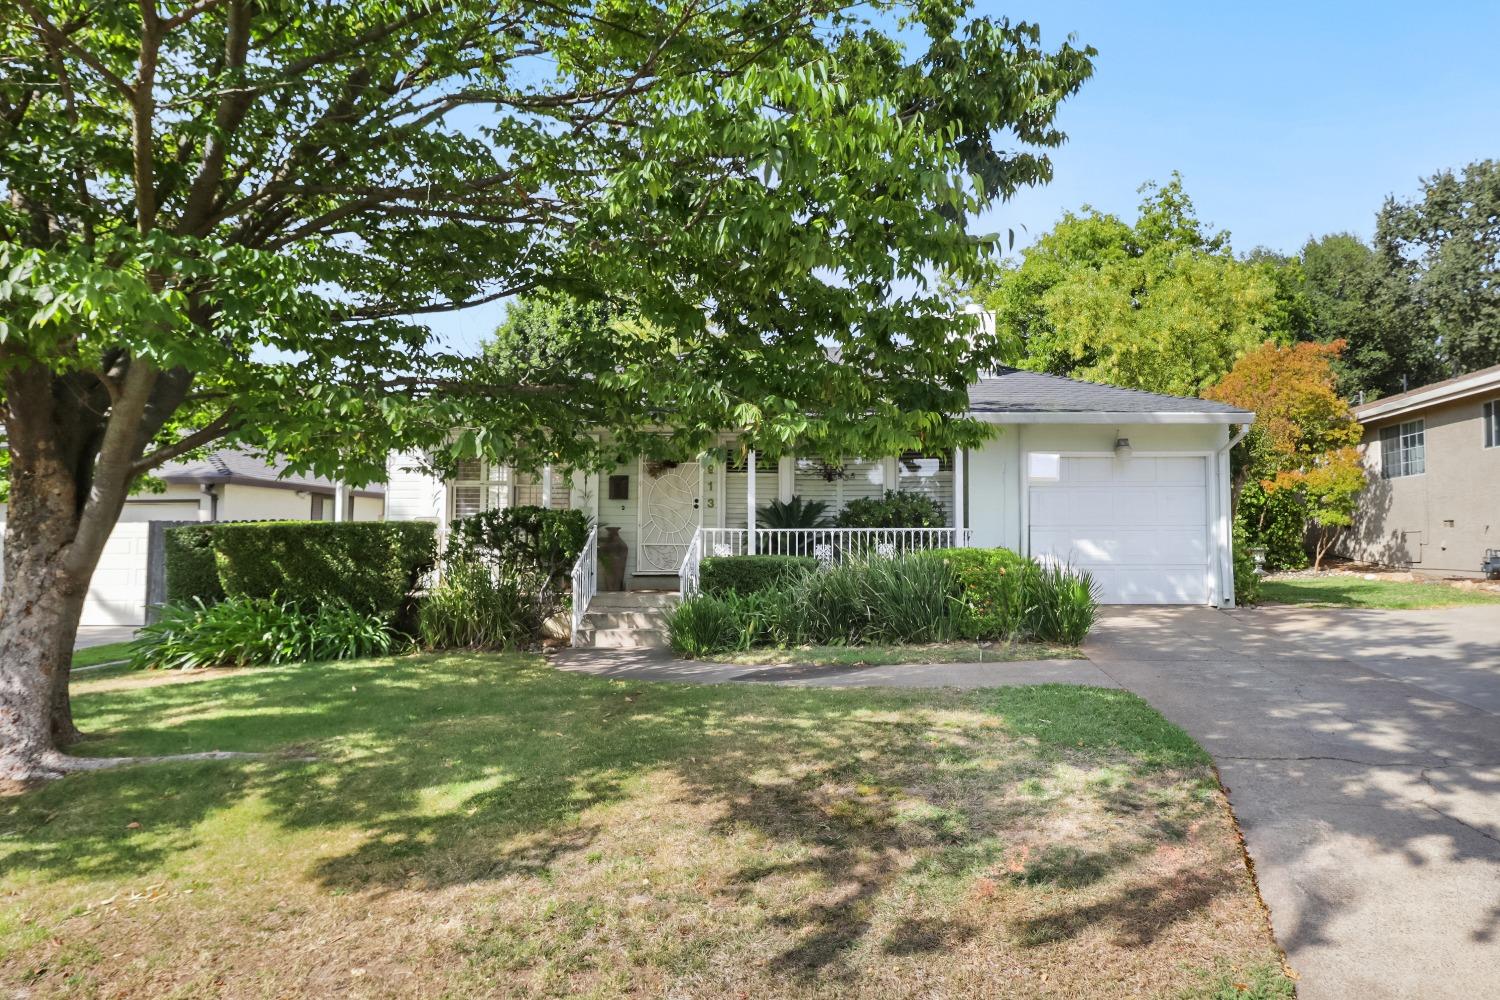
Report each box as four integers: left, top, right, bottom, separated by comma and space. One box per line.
1379, 419, 1426, 478
310, 494, 325, 520
1485, 400, 1499, 449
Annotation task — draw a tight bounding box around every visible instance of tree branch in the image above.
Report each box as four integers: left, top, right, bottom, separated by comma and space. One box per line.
131, 409, 238, 475
132, 2, 164, 232
176, 0, 253, 234
15, 0, 136, 102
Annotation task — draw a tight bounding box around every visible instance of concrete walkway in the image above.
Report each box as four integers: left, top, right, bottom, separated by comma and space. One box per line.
549, 647, 1116, 688
552, 603, 1500, 998
74, 625, 136, 649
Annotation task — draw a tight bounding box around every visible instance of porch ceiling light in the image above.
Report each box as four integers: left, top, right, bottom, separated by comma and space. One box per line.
1113, 436, 1133, 459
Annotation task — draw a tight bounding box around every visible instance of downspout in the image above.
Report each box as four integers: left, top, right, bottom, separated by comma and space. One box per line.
1216, 422, 1252, 606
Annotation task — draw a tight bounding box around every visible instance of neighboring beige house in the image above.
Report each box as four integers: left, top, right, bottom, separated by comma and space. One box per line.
1344, 363, 1500, 577
144, 450, 385, 523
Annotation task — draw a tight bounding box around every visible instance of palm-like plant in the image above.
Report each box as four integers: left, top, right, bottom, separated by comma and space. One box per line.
756, 496, 830, 529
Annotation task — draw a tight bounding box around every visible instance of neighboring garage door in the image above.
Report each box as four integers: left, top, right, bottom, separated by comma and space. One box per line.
0, 520, 158, 626
1027, 453, 1211, 604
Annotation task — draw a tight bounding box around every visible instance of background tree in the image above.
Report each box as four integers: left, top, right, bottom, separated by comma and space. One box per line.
1295, 233, 1437, 398
1203, 340, 1363, 570
1375, 159, 1500, 380
971, 175, 1298, 394
0, 1, 1093, 779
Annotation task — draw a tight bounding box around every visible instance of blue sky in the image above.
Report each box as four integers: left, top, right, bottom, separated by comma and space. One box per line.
426, 0, 1500, 353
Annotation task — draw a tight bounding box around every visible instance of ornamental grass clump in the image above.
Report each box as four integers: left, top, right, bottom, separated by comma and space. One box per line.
1022, 561, 1099, 645
418, 559, 550, 651
129, 597, 400, 670
669, 555, 964, 656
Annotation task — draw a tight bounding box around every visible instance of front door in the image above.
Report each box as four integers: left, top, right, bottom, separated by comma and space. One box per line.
637, 460, 701, 574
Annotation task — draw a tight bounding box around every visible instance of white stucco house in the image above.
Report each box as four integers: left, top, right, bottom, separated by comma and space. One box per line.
387, 368, 1254, 608
0, 450, 385, 627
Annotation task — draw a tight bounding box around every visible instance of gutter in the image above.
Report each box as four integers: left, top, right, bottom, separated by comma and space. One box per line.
1216, 421, 1252, 607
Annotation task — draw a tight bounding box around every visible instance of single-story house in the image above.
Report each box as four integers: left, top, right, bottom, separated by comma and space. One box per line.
387, 368, 1255, 606
0, 449, 385, 627
1343, 363, 1500, 577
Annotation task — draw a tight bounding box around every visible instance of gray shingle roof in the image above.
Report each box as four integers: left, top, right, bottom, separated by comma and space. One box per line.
157, 450, 384, 496
967, 367, 1252, 416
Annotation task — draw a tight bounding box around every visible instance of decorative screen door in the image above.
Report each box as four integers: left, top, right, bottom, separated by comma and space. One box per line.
637, 460, 701, 574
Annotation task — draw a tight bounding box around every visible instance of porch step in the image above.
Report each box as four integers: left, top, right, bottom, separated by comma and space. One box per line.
589, 591, 679, 610
574, 626, 669, 650
573, 591, 678, 649
582, 610, 671, 629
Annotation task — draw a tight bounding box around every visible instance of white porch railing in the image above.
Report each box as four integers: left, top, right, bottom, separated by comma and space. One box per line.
678, 528, 704, 599
680, 526, 971, 596
569, 525, 598, 642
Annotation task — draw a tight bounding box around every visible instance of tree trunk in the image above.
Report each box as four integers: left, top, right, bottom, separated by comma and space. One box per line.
0, 458, 94, 779
0, 366, 127, 779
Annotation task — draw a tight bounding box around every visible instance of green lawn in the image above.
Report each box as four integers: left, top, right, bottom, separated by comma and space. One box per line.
704, 640, 1083, 669
70, 641, 134, 669
1, 654, 1289, 998
1260, 574, 1500, 610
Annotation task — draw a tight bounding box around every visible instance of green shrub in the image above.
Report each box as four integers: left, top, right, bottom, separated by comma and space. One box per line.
1233, 524, 1262, 606
666, 593, 751, 657
921, 547, 1033, 639
212, 521, 435, 619
923, 547, 1097, 645
129, 596, 399, 670
163, 524, 224, 604
418, 559, 550, 650
446, 506, 589, 587
834, 489, 946, 529
1237, 481, 1309, 571
699, 555, 818, 597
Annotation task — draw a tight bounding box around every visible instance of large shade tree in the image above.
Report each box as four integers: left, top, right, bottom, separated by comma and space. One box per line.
969, 175, 1296, 395
0, 1, 1093, 778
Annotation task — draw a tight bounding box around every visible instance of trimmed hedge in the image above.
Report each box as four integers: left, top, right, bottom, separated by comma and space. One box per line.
213, 520, 436, 619
163, 524, 224, 604
699, 555, 817, 597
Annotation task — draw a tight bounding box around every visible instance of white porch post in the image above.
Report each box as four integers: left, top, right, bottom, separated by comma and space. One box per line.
333, 482, 348, 522
777, 455, 794, 503
540, 465, 553, 508
746, 449, 757, 554
952, 447, 966, 543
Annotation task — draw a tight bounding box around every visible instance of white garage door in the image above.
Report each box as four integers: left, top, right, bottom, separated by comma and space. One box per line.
0, 521, 154, 626
1028, 454, 1211, 605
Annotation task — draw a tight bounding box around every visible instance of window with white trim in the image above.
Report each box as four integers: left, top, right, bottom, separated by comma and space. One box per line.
450, 462, 570, 518
1379, 419, 1426, 478
1485, 400, 1499, 449
450, 459, 511, 518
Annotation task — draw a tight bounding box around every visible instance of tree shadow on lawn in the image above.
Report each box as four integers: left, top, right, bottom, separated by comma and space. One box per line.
1, 656, 1242, 983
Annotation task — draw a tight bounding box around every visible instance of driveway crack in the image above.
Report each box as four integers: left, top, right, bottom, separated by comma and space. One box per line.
1417, 767, 1500, 847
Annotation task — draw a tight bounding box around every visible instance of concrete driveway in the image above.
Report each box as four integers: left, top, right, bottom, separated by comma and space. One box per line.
1085, 604, 1500, 1000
